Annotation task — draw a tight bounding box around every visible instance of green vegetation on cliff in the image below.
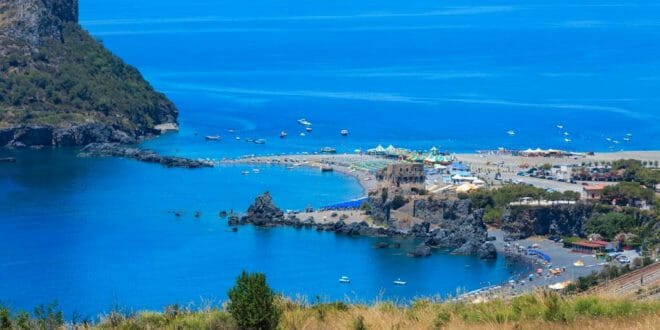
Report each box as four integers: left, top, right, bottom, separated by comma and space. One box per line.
0, 0, 176, 136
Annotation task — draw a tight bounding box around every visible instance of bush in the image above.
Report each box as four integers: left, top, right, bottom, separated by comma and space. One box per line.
227, 271, 281, 330
353, 315, 367, 330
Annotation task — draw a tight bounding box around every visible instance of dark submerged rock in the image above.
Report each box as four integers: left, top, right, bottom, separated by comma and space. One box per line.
408, 244, 432, 258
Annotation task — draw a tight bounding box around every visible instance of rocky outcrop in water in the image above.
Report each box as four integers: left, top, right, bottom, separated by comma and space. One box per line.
238, 193, 497, 259
79, 143, 213, 169
240, 192, 285, 226
501, 203, 595, 240
413, 199, 497, 259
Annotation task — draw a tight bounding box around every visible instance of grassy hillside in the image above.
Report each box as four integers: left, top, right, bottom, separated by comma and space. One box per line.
1, 292, 658, 329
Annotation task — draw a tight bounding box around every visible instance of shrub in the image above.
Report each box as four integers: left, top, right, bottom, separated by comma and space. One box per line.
0, 303, 11, 329
353, 315, 367, 330
33, 302, 64, 330
227, 271, 281, 330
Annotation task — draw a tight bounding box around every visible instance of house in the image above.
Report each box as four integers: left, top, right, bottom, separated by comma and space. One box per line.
582, 184, 606, 200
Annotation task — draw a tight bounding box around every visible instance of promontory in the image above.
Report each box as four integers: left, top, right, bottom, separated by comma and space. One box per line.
0, 0, 178, 147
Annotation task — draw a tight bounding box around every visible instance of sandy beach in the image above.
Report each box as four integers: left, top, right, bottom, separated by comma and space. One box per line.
222, 154, 395, 194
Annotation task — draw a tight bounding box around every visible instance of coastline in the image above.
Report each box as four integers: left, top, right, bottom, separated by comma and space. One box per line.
221, 154, 394, 195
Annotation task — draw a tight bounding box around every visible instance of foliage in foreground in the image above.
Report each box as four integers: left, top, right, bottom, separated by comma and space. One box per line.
227, 271, 281, 330
2, 291, 658, 329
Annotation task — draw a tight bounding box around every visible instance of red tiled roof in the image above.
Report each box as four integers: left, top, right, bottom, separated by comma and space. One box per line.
583, 184, 606, 191
573, 241, 605, 248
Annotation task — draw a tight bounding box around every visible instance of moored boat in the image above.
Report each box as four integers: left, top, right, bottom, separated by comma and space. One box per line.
339, 276, 350, 283
280, 131, 288, 138
205, 135, 221, 140
254, 139, 266, 144
340, 129, 349, 136
321, 147, 337, 154
393, 278, 407, 285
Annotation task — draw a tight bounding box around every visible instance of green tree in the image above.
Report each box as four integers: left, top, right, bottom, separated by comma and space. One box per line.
601, 182, 654, 206
586, 212, 638, 240
227, 271, 281, 330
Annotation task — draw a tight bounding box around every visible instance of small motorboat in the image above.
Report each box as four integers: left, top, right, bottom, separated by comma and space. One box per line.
393, 279, 407, 285
506, 130, 516, 136
321, 147, 337, 154
320, 165, 333, 172
254, 139, 266, 144
280, 131, 288, 138
235, 136, 241, 140
340, 129, 349, 136
300, 133, 306, 137
252, 168, 261, 174
228, 129, 235, 133
205, 135, 221, 140
241, 171, 250, 175
564, 138, 572, 142
298, 118, 312, 126
556, 124, 564, 129
563, 132, 570, 136
339, 276, 351, 283
306, 127, 313, 132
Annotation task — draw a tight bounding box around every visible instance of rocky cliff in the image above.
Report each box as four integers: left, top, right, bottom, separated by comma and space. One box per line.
0, 0, 178, 147
501, 203, 595, 240
413, 199, 497, 259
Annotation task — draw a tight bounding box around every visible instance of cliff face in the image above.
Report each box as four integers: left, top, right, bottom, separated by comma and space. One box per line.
414, 199, 497, 259
0, 0, 178, 147
501, 203, 595, 239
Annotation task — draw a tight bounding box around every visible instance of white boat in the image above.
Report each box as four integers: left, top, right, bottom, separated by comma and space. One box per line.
339, 276, 350, 283
564, 138, 572, 142
507, 130, 516, 136
254, 139, 266, 144
205, 135, 221, 140
556, 124, 564, 129
235, 136, 241, 140
228, 129, 235, 133
241, 171, 250, 175
340, 129, 349, 136
563, 132, 570, 136
306, 127, 313, 132
252, 169, 260, 174
393, 279, 407, 285
606, 137, 612, 141
297, 118, 312, 126
280, 131, 288, 138
300, 133, 306, 137
612, 140, 620, 144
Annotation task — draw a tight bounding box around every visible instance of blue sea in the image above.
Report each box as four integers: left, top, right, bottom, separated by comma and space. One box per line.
2, 0, 659, 318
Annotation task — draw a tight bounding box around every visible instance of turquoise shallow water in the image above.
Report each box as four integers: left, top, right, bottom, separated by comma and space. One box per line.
3, 0, 659, 317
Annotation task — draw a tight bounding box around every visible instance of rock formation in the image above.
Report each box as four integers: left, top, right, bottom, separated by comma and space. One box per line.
501, 203, 595, 240
240, 192, 285, 226
413, 199, 497, 259
79, 143, 213, 169
0, 0, 178, 147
